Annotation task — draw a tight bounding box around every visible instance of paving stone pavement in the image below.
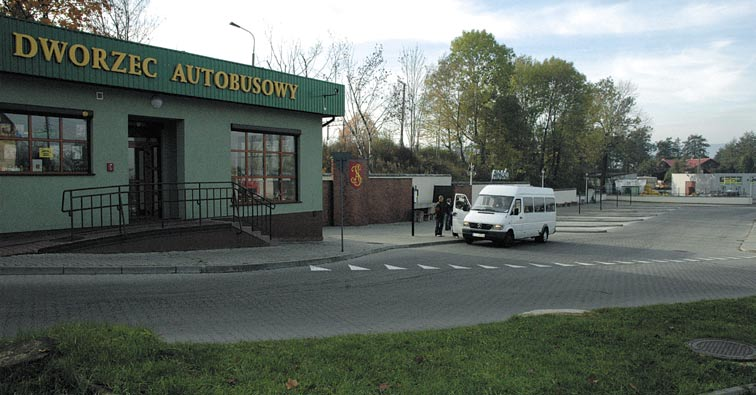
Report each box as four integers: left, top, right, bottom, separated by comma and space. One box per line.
0, 203, 754, 275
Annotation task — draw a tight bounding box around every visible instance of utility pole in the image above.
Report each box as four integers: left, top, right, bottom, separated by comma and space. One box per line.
398, 80, 406, 148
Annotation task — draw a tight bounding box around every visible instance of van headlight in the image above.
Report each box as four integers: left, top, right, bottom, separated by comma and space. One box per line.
493, 224, 503, 230
463, 221, 469, 227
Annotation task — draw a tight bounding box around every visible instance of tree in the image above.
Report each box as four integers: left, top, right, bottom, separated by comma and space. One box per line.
715, 131, 756, 172
397, 45, 427, 152
424, 30, 514, 166
511, 56, 589, 187
655, 137, 682, 160
341, 44, 390, 169
1, 0, 106, 31
89, 0, 159, 42
588, 78, 649, 188
682, 134, 710, 158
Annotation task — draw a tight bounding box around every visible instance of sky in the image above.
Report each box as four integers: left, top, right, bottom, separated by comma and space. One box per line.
147, 0, 756, 146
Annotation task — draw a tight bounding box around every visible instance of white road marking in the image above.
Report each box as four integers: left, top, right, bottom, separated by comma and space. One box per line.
385, 264, 407, 270
309, 265, 331, 271
552, 262, 575, 267
651, 259, 669, 263
699, 258, 714, 261
348, 265, 370, 271
478, 265, 499, 269
505, 264, 526, 268
667, 259, 684, 263
632, 260, 651, 263
418, 264, 440, 270
449, 264, 471, 270
616, 261, 635, 264
683, 258, 699, 262
575, 262, 596, 266
529, 263, 551, 268
595, 261, 616, 265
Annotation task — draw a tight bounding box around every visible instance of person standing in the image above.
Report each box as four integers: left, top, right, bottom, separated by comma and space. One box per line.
434, 195, 448, 236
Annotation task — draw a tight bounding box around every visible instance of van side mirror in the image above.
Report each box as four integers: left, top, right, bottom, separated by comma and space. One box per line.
463, 204, 470, 211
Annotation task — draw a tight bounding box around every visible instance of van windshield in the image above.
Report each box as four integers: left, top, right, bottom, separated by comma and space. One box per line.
472, 195, 514, 213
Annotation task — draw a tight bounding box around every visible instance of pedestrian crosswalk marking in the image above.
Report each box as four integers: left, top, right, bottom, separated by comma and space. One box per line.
308, 254, 747, 273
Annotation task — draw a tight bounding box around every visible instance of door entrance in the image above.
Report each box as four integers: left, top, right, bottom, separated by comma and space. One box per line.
128, 119, 165, 221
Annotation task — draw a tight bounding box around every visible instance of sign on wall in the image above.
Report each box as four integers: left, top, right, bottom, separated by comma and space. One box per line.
348, 161, 364, 189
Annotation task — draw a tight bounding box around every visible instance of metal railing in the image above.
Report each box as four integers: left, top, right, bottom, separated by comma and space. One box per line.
61, 181, 275, 239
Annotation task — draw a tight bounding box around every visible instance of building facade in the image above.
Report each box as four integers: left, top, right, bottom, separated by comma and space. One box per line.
0, 16, 343, 239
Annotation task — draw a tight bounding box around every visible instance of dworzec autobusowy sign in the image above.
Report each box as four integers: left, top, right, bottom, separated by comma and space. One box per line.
0, 15, 343, 116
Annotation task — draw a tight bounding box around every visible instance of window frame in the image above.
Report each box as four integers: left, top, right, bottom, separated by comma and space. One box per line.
230, 124, 300, 203
0, 103, 92, 176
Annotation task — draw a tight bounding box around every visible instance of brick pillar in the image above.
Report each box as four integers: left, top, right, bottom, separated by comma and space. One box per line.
331, 158, 370, 226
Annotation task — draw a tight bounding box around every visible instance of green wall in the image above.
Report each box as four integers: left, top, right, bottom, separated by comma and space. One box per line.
0, 73, 323, 233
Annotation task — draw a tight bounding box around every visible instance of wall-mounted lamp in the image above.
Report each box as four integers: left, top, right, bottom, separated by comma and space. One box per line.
150, 95, 163, 109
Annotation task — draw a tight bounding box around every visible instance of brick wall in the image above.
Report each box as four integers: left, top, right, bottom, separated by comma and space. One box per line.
323, 159, 413, 226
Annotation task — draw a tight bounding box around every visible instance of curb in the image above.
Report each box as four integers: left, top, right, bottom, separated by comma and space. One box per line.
700, 383, 756, 395
0, 239, 461, 276
738, 220, 756, 253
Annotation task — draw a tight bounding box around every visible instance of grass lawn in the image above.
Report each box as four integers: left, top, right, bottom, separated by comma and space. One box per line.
1, 296, 755, 394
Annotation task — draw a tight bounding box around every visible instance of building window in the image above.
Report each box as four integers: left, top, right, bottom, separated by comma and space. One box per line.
230, 126, 298, 202
0, 107, 90, 174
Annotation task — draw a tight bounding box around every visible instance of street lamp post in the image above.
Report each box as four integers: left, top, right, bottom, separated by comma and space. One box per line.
585, 173, 589, 205
229, 21, 256, 67
541, 168, 545, 188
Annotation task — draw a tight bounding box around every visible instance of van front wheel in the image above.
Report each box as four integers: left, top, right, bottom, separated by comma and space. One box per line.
501, 230, 515, 248
536, 227, 549, 243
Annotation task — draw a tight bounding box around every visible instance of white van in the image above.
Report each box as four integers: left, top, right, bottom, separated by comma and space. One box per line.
452, 185, 556, 247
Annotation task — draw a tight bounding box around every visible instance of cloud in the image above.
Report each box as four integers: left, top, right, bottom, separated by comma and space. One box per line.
604, 40, 750, 104
485, 1, 756, 39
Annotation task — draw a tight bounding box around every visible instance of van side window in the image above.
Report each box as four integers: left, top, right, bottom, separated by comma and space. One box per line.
513, 199, 522, 215
546, 197, 556, 212
524, 197, 534, 213
536, 197, 546, 212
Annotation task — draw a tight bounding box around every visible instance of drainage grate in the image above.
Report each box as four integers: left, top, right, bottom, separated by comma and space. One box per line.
687, 338, 756, 361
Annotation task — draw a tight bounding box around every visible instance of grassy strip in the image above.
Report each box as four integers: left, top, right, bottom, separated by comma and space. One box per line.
2, 297, 755, 394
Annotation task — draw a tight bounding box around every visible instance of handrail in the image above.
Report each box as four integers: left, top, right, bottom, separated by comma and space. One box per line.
61, 181, 275, 240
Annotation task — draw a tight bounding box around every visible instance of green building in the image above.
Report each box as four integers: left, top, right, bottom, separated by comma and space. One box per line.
0, 16, 343, 241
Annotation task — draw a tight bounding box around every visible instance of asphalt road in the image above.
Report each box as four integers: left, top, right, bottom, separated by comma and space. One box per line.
1, 205, 755, 343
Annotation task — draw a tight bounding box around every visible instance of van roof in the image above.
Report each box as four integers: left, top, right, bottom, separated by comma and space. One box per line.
479, 185, 554, 196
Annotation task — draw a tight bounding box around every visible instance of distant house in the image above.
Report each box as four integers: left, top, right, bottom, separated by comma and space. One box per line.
660, 158, 720, 174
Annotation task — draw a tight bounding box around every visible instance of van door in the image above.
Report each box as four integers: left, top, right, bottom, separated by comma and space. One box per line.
511, 198, 525, 238
451, 193, 470, 237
